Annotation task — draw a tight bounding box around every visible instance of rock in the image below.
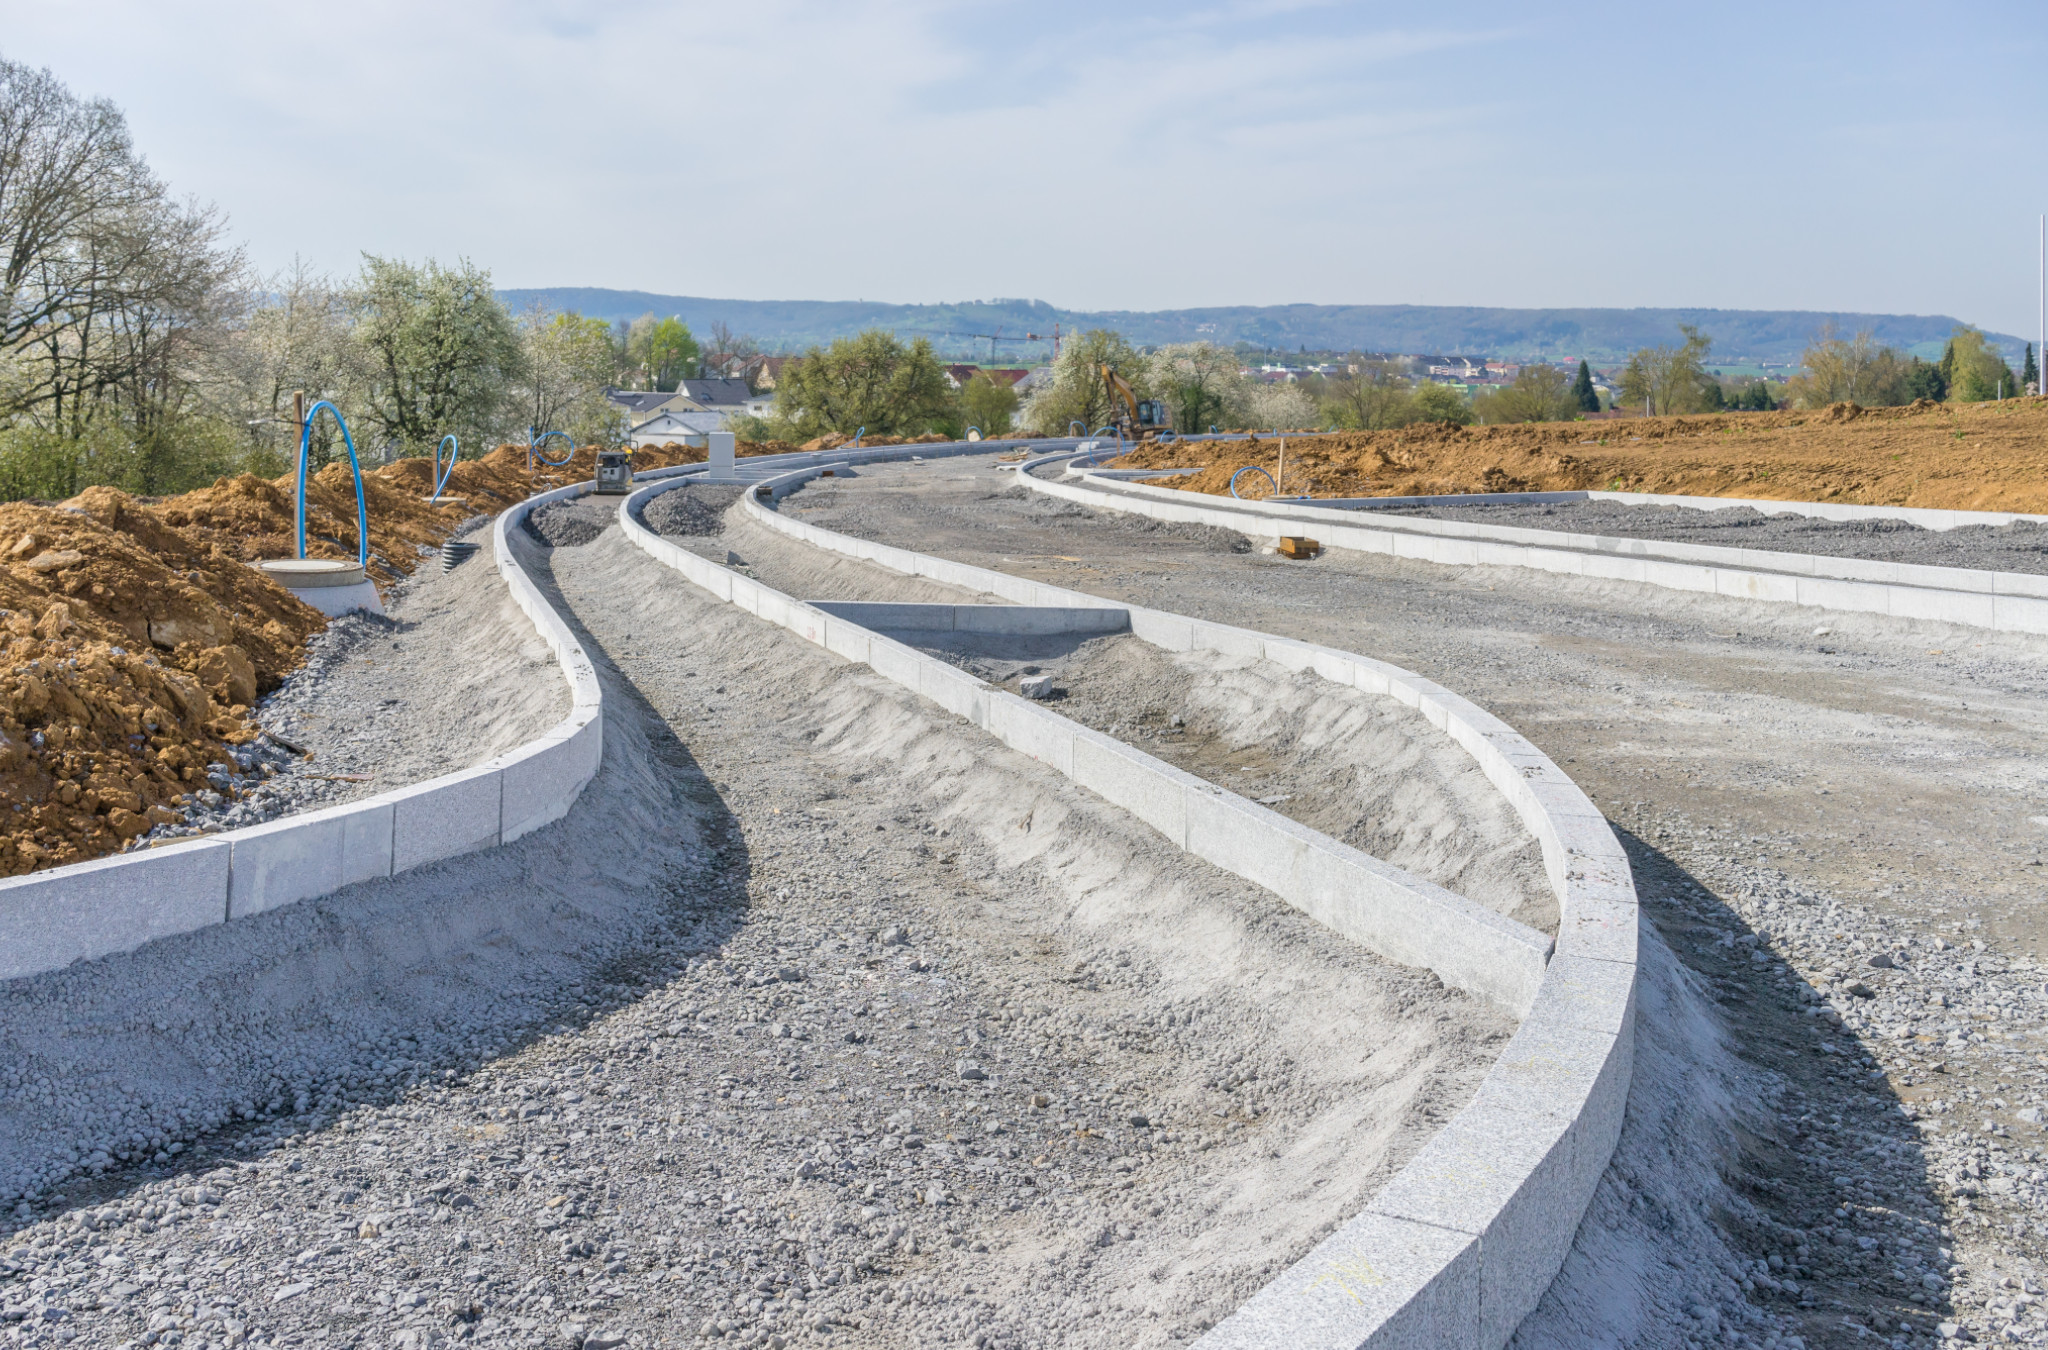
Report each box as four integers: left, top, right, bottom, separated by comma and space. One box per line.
879, 926, 909, 946
957, 1061, 986, 1081
1020, 675, 1053, 700
1868, 952, 1895, 969
22, 550, 83, 574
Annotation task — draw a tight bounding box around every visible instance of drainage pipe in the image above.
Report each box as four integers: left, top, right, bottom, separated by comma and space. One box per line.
294, 399, 370, 568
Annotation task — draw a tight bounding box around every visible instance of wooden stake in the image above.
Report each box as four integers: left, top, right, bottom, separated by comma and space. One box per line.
1277, 436, 1286, 497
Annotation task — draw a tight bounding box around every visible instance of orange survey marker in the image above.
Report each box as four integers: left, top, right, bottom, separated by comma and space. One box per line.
1277, 536, 1321, 559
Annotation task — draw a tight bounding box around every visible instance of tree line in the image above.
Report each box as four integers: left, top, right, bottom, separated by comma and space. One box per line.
0, 59, 770, 502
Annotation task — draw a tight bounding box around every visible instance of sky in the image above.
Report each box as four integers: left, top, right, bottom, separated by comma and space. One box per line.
5, 0, 2047, 334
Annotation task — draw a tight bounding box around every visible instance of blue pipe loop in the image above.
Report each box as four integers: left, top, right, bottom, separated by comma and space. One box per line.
432, 434, 458, 502
530, 429, 576, 468
1068, 421, 1085, 437
851, 427, 865, 448
1229, 466, 1278, 500
295, 400, 369, 567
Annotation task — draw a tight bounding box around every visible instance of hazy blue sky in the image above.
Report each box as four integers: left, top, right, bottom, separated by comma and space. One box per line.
6, 1, 2046, 333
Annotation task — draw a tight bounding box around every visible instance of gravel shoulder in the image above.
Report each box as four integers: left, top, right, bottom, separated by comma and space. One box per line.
0, 516, 1509, 1350
775, 453, 2048, 1349
1377, 497, 2048, 574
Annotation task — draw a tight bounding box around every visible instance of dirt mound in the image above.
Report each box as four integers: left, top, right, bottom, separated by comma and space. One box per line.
0, 441, 713, 877
1115, 397, 2048, 512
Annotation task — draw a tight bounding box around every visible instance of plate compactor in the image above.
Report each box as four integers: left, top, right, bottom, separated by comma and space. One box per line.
593, 449, 633, 495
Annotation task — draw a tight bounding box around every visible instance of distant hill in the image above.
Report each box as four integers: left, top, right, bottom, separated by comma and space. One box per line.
499, 288, 2024, 367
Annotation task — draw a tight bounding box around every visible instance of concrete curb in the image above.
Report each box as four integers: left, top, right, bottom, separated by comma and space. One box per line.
1032, 462, 2048, 633
0, 480, 608, 981
620, 450, 1638, 1350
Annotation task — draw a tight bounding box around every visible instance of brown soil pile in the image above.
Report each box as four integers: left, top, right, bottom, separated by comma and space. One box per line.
1116, 398, 2048, 513
0, 441, 713, 877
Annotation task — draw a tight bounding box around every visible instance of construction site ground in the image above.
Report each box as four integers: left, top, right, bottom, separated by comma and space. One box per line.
1378, 499, 2048, 573
0, 504, 1515, 1350
1116, 396, 2048, 514
9, 438, 2048, 1348
752, 453, 2048, 1347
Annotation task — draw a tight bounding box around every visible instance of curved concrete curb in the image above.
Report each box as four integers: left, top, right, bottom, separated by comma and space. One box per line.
1030, 460, 2048, 634
0, 481, 607, 982
622, 451, 1638, 1350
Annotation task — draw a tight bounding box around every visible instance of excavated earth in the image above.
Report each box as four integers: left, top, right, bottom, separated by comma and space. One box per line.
1380, 499, 2048, 574
1115, 395, 2048, 513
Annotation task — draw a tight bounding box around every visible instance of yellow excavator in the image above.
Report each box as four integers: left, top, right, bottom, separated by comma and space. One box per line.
1102, 365, 1171, 441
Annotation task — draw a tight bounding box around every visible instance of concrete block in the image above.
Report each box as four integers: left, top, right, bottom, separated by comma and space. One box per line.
1129, 609, 1195, 651
864, 634, 929, 691
1522, 952, 1637, 1039
1892, 559, 1991, 593
1482, 1017, 1633, 1186
953, 605, 1130, 636
918, 659, 991, 725
1197, 1211, 1479, 1350
1302, 645, 1355, 685
227, 796, 394, 919
1072, 729, 1190, 847
0, 837, 231, 981
389, 765, 503, 875
1365, 1105, 1581, 1350
821, 614, 873, 664
1535, 813, 1631, 900
1715, 568, 1801, 604
988, 694, 1076, 776
1995, 592, 2048, 635
1796, 575, 1891, 615
1183, 788, 1311, 899
1188, 620, 1264, 659
1890, 583, 1993, 628
495, 733, 580, 844
1292, 835, 1548, 1016
813, 601, 956, 631
1557, 894, 1640, 966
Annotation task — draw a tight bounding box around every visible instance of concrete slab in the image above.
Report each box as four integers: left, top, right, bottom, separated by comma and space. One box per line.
1365, 1105, 1582, 1350
1198, 1210, 1480, 1350
388, 765, 503, 875
0, 838, 230, 980
1071, 729, 1190, 847
227, 795, 395, 919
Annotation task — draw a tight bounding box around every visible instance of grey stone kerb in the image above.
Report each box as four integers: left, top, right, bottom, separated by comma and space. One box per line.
621, 448, 1639, 1350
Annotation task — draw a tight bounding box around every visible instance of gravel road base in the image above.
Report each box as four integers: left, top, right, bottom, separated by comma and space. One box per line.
1379, 498, 2048, 574
0, 519, 1509, 1349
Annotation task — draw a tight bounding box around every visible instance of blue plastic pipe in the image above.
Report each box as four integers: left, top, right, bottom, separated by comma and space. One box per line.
530, 429, 576, 468
295, 400, 369, 567
1229, 466, 1278, 500
432, 434, 458, 502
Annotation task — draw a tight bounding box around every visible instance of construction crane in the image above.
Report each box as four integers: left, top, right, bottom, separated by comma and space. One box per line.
1102, 364, 1171, 440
